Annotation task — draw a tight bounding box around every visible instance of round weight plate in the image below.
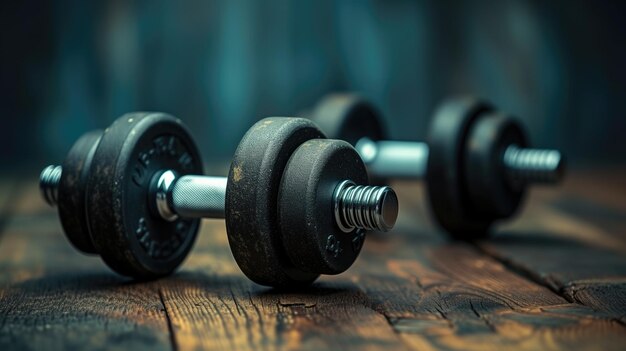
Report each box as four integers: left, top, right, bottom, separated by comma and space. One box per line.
86, 113, 203, 278
310, 94, 386, 146
425, 97, 494, 239
279, 139, 368, 275
464, 112, 528, 219
225, 117, 324, 288
58, 130, 103, 254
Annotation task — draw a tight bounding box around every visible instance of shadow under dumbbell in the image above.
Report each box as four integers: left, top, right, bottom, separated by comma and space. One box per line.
0, 271, 131, 291
162, 269, 361, 295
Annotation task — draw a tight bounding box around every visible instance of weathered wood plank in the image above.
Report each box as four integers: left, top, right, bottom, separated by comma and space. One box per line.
350, 216, 626, 350
2, 172, 626, 351
549, 195, 626, 243
480, 225, 626, 289
562, 278, 626, 323
450, 168, 626, 326
159, 181, 626, 351
159, 274, 406, 351
555, 167, 626, 213
356, 181, 626, 350
158, 221, 407, 351
0, 182, 173, 351
0, 274, 172, 351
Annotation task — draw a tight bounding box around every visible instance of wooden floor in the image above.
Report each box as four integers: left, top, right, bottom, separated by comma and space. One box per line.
1, 168, 625, 350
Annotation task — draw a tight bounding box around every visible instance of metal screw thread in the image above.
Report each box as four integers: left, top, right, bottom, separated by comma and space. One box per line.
334, 180, 398, 233
503, 145, 565, 185
40, 165, 62, 206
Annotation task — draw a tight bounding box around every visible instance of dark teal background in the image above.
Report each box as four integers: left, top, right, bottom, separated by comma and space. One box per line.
1, 0, 625, 172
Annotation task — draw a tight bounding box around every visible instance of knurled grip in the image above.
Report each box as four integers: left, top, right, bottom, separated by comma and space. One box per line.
170, 175, 227, 218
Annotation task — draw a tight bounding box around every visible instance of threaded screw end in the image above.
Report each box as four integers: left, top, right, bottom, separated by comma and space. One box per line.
334, 180, 398, 233
503, 145, 565, 185
40, 165, 62, 206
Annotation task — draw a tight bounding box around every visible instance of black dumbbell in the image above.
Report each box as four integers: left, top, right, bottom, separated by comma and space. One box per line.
39, 113, 398, 287
306, 94, 565, 239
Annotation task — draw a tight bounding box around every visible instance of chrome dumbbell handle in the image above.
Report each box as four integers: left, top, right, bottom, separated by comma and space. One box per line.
41, 166, 399, 233
354, 137, 564, 186
154, 171, 227, 221
503, 146, 564, 185
39, 165, 62, 206
355, 138, 429, 179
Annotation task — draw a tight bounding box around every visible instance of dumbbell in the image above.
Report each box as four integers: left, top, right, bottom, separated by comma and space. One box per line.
306, 94, 565, 239
39, 113, 398, 287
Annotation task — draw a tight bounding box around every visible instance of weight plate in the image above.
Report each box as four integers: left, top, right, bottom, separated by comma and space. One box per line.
310, 94, 387, 184
464, 112, 528, 219
310, 94, 386, 146
225, 117, 323, 288
279, 139, 368, 275
86, 113, 203, 278
425, 97, 494, 239
58, 130, 102, 254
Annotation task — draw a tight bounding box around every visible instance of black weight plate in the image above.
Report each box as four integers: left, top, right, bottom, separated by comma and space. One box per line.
87, 113, 203, 279
225, 117, 323, 288
58, 130, 103, 254
425, 97, 494, 239
279, 139, 368, 275
464, 112, 528, 219
310, 94, 386, 146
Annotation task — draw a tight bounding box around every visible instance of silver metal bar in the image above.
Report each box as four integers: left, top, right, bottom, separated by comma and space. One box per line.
503, 145, 565, 185
355, 138, 429, 180
169, 175, 227, 219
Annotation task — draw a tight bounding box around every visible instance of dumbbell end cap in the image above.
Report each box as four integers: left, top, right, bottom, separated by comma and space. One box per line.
40, 165, 62, 206
377, 187, 399, 232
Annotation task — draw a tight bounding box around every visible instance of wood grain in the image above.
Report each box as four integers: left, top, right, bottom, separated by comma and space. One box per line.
156, 180, 626, 351
0, 182, 173, 351
156, 220, 407, 351
1, 171, 625, 351
350, 223, 626, 351
476, 199, 626, 323
158, 274, 406, 351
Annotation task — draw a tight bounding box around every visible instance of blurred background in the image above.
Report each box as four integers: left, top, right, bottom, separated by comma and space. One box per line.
1, 0, 625, 174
